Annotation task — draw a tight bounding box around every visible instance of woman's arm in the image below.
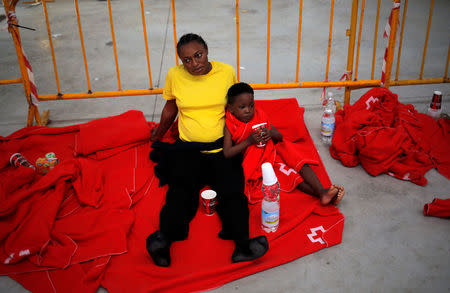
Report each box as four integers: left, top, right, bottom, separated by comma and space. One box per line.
223, 125, 258, 158
150, 99, 178, 141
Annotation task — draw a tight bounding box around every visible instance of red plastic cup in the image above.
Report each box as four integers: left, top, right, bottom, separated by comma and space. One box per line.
430, 91, 442, 110
201, 189, 217, 216
252, 122, 268, 147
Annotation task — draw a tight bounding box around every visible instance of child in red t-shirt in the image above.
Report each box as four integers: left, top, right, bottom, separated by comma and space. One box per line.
223, 82, 344, 205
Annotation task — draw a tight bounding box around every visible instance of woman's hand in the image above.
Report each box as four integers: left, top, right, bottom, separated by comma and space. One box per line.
150, 128, 159, 142
150, 100, 178, 142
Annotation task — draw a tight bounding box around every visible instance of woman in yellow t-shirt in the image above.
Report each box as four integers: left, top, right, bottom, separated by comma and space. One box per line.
147, 33, 268, 267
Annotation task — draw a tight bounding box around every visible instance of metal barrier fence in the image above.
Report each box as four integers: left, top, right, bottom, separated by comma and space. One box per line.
1, 0, 449, 126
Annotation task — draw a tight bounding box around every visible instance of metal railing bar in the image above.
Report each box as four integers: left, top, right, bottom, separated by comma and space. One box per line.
42, 0, 62, 94
395, 0, 408, 81
74, 0, 92, 93
106, 0, 122, 90
140, 0, 154, 89
419, 0, 434, 80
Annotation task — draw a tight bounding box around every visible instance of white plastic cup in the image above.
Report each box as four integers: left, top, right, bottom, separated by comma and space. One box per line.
200, 189, 217, 216
261, 162, 277, 186
252, 122, 268, 147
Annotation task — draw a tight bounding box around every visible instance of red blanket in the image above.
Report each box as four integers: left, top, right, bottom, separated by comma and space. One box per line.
0, 101, 344, 292
226, 107, 319, 203
330, 87, 450, 185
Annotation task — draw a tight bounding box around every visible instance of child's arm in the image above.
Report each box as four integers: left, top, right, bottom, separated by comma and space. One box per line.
260, 124, 283, 144
223, 125, 259, 158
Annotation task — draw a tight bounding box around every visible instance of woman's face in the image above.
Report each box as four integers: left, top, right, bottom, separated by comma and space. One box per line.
228, 93, 255, 123
178, 41, 211, 75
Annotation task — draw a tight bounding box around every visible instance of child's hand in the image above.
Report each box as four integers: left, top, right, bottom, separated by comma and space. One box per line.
247, 130, 261, 145
260, 128, 271, 143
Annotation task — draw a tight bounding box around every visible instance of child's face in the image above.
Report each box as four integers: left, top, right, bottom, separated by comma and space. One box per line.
228, 93, 255, 123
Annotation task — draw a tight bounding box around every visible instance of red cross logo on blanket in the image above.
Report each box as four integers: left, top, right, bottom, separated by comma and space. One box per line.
307, 226, 326, 245
365, 96, 379, 110
277, 163, 296, 176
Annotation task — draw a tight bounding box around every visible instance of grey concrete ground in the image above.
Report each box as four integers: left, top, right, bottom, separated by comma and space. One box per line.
1, 0, 449, 292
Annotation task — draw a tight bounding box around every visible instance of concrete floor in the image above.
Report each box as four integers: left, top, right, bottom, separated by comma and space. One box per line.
1, 0, 449, 292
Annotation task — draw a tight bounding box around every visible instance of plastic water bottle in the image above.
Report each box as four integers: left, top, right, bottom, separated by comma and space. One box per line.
321, 92, 336, 144
261, 162, 280, 233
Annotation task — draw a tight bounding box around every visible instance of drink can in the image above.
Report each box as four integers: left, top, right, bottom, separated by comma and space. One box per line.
430, 91, 442, 110
201, 189, 217, 216
251, 122, 268, 148
9, 153, 35, 169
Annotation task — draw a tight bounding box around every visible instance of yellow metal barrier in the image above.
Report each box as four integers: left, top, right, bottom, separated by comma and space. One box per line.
1, 0, 448, 127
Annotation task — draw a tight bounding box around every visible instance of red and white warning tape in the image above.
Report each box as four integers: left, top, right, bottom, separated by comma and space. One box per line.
336, 70, 352, 90
7, 12, 39, 106
381, 2, 401, 86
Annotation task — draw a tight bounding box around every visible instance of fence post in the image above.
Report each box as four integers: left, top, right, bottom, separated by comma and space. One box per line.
344, 0, 358, 105
383, 0, 401, 89
3, 0, 42, 126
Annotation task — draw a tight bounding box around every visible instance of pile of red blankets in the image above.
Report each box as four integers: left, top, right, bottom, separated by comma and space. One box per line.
0, 100, 344, 293
330, 87, 450, 185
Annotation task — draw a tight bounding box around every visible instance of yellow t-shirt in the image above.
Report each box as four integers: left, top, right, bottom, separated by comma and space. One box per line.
163, 61, 237, 143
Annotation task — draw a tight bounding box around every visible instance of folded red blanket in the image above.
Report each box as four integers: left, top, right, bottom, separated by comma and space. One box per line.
101, 187, 344, 293
75, 110, 151, 156
424, 198, 450, 218
331, 87, 450, 185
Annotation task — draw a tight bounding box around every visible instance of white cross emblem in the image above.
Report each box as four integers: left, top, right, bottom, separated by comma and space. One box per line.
307, 226, 326, 245
365, 96, 379, 110
277, 163, 296, 176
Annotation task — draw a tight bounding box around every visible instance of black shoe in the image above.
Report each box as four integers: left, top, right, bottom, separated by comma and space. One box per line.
146, 231, 171, 267
218, 230, 234, 240
232, 236, 269, 263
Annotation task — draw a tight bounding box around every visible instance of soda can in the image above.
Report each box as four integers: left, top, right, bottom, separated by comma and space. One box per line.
430, 91, 442, 110
10, 153, 35, 169
200, 189, 217, 216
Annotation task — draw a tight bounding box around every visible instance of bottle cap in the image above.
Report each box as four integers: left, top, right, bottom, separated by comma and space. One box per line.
261, 162, 278, 185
